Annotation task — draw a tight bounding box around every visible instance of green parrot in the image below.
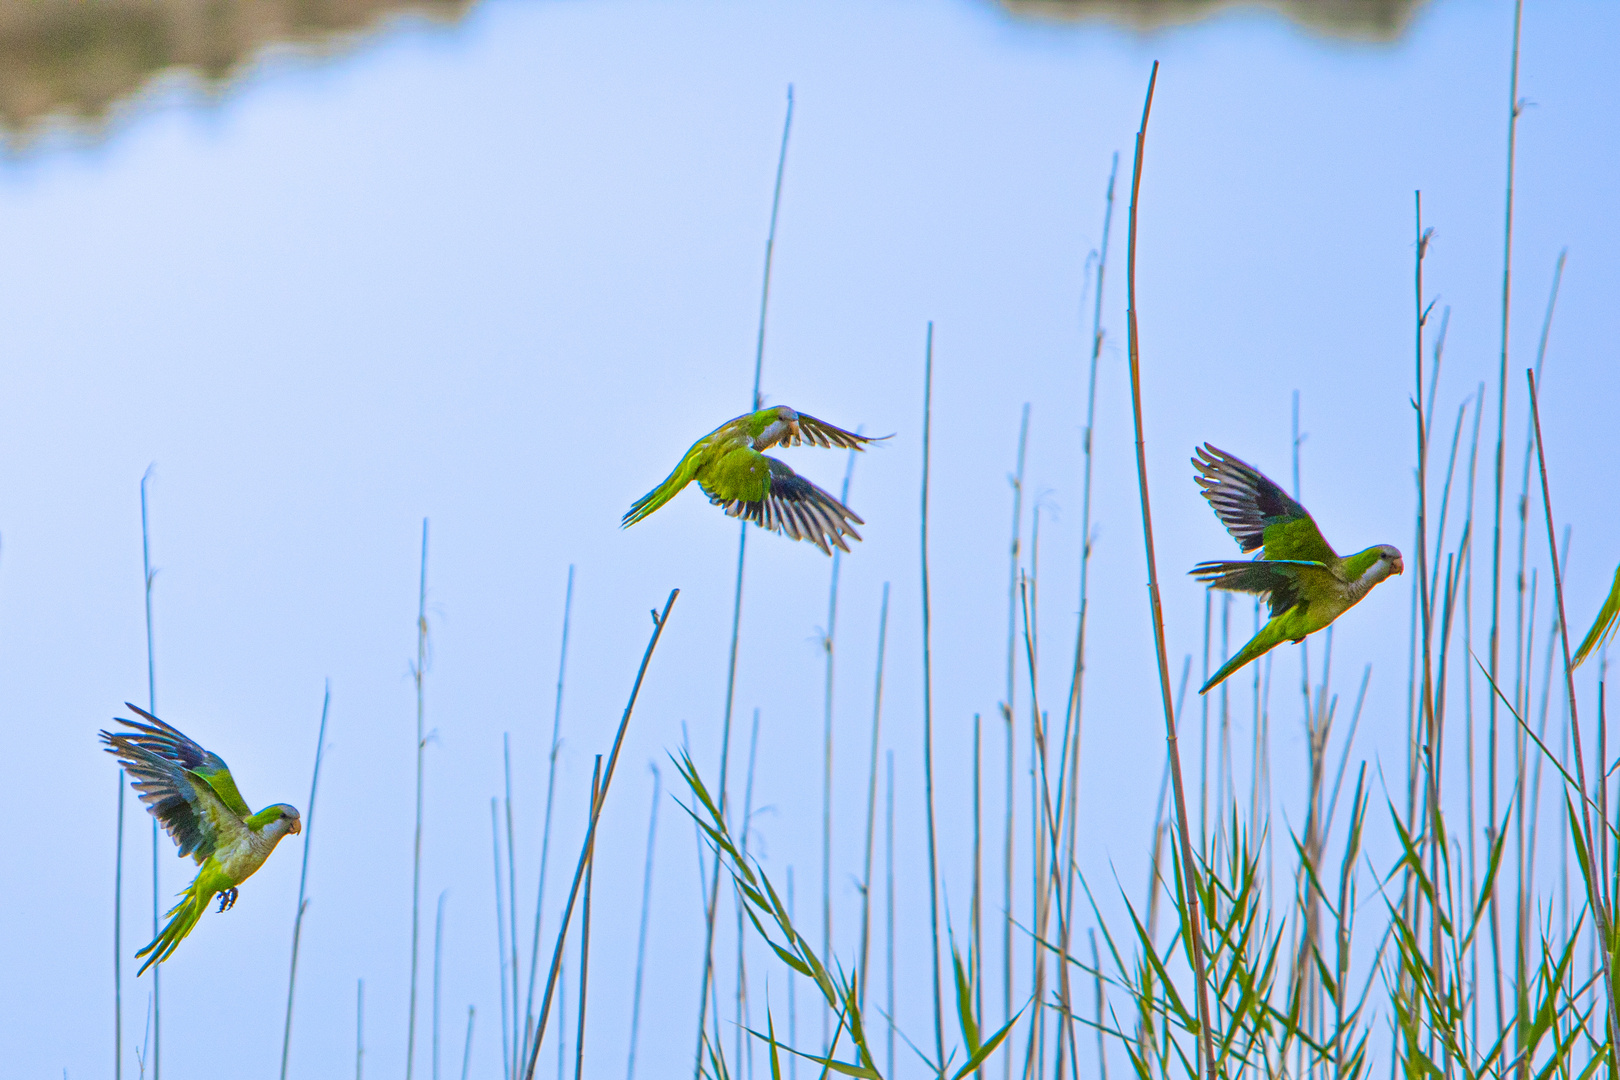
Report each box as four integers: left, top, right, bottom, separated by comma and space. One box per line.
1572, 563, 1620, 669
1190, 444, 1403, 694
102, 704, 302, 974
623, 405, 884, 555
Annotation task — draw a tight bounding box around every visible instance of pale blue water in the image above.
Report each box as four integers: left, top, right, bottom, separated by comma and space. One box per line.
2, 1, 1615, 1075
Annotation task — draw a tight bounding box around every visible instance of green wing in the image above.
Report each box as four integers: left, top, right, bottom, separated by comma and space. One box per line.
102, 705, 252, 862
1191, 558, 1332, 618
1194, 443, 1337, 564
1573, 563, 1620, 669
761, 412, 887, 452
702, 453, 863, 555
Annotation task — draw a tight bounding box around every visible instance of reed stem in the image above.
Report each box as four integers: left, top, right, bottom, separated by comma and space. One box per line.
1121, 61, 1217, 1080
281, 683, 332, 1080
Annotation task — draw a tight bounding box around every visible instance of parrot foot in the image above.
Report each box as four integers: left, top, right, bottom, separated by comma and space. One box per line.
217, 887, 239, 913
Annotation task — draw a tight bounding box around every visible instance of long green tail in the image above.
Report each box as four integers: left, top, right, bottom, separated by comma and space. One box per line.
136, 875, 217, 975
1201, 620, 1291, 695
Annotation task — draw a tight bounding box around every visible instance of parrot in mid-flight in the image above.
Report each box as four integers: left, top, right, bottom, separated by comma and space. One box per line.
623, 405, 885, 555
102, 704, 302, 974
1190, 444, 1403, 694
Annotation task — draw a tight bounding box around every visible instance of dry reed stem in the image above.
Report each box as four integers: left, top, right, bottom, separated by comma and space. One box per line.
1527, 370, 1620, 1050
573, 758, 602, 1080
139, 466, 161, 1080
1120, 60, 1217, 1080
408, 518, 429, 1080
626, 764, 661, 1080
521, 565, 574, 1068
281, 683, 332, 1080
523, 589, 679, 1080
920, 321, 946, 1069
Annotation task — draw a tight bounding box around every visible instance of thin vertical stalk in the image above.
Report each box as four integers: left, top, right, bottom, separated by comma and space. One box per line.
1486, 1, 1523, 1037
789, 867, 799, 1080
1004, 402, 1029, 1078
1089, 929, 1108, 1080
737, 708, 763, 1073
461, 1008, 477, 1080
697, 86, 793, 1076
434, 891, 447, 1080
114, 758, 124, 1080
1064, 151, 1118, 886
504, 736, 521, 1075
408, 519, 430, 1080
139, 466, 160, 1080
1528, 371, 1620, 1047
626, 764, 661, 1080
523, 565, 574, 1068
858, 583, 892, 1004
823, 447, 857, 1022
524, 589, 680, 1080
1121, 62, 1217, 1080
1413, 192, 1443, 1009
494, 800, 514, 1080
573, 759, 602, 1080
281, 683, 333, 1080
885, 750, 896, 1080
973, 708, 984, 1058
920, 321, 946, 1070
356, 979, 364, 1080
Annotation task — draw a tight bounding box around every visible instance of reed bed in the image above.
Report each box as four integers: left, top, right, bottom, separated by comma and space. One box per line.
110, 17, 1620, 1080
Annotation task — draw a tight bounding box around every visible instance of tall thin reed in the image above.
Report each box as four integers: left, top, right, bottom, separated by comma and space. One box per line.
920, 321, 946, 1069
408, 518, 430, 1080
356, 979, 364, 1080
523, 589, 679, 1080
522, 565, 575, 1068
885, 750, 895, 1080
113, 745, 124, 1080
574, 758, 602, 1080
281, 682, 333, 1080
859, 583, 891, 1003
737, 707, 763, 1073
494, 799, 513, 1080
1527, 370, 1620, 1046
1120, 61, 1217, 1079
434, 891, 447, 1080
1004, 402, 1029, 1077
626, 764, 661, 1080
139, 466, 161, 1080
697, 86, 793, 1075
823, 447, 858, 1017
461, 1007, 476, 1080
1486, 2, 1524, 1037
504, 736, 521, 1074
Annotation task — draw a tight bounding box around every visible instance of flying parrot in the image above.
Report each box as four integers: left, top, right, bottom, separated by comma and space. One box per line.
102, 704, 302, 974
622, 405, 885, 555
1572, 563, 1620, 669
1190, 444, 1403, 694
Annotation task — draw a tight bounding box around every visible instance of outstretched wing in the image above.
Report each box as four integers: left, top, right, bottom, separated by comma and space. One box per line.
763, 413, 890, 452
1193, 444, 1337, 564
1192, 558, 1333, 619
102, 706, 251, 862
708, 455, 863, 556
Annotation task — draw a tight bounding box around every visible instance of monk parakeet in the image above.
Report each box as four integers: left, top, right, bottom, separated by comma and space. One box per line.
102, 704, 302, 974
1190, 444, 1403, 694
622, 405, 884, 555
1572, 563, 1620, 669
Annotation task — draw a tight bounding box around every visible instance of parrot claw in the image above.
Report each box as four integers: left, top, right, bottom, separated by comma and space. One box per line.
217, 887, 239, 913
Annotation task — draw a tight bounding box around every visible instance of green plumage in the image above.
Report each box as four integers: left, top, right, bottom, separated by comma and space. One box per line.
623, 405, 886, 554
102, 704, 301, 974
1191, 444, 1403, 694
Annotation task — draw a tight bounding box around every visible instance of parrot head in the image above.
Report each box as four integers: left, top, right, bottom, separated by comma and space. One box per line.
1381, 545, 1404, 576
751, 405, 801, 447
